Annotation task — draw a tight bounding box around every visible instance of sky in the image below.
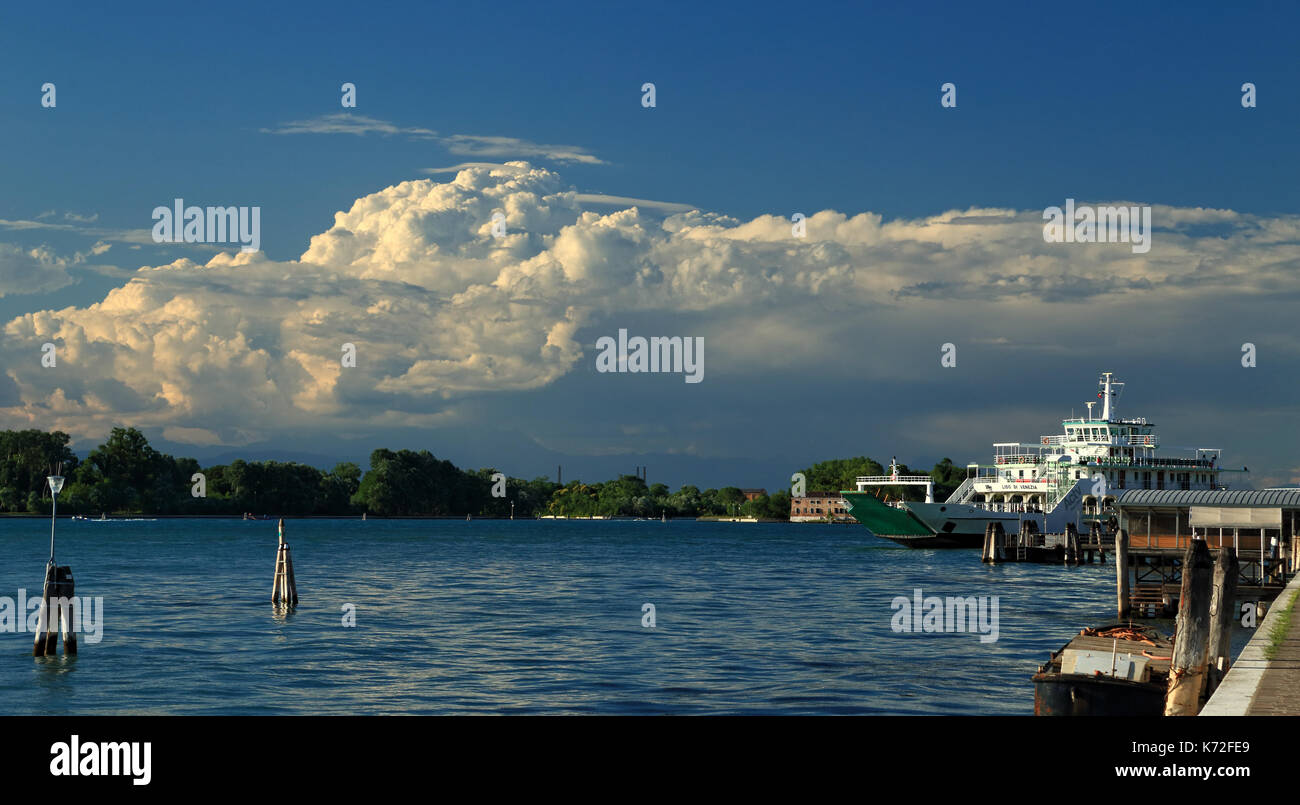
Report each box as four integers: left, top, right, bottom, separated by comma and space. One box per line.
0, 1, 1297, 490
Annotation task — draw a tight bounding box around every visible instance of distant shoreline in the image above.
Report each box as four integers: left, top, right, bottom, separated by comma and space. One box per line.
0, 513, 800, 522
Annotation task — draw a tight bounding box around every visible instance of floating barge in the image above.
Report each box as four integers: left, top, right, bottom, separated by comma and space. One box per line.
1032, 624, 1174, 716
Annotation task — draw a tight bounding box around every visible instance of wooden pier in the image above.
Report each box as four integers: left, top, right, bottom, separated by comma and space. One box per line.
984, 521, 1289, 619
1122, 539, 1288, 619
981, 522, 1108, 565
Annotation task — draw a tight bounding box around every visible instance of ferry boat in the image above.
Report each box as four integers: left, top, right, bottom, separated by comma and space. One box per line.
840, 372, 1233, 548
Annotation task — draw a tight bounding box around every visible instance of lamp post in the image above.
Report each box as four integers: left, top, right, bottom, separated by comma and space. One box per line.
47, 475, 64, 564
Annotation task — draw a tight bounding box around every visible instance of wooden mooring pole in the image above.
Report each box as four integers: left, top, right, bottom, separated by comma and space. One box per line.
1064, 523, 1079, 566
33, 563, 77, 656
1206, 547, 1239, 693
982, 522, 1000, 564
1164, 540, 1214, 716
271, 518, 298, 606
32, 562, 56, 656
1115, 529, 1130, 621
55, 566, 76, 655
1089, 521, 1106, 563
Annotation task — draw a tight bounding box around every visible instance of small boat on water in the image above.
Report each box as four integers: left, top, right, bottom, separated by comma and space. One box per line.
1031, 623, 1174, 716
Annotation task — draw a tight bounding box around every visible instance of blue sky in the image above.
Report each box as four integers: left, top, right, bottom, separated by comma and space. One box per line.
0, 1, 1298, 489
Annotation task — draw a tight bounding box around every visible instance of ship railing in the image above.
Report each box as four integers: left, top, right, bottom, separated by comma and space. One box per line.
855, 475, 933, 484
993, 455, 1043, 465
1088, 457, 1215, 469
945, 476, 977, 504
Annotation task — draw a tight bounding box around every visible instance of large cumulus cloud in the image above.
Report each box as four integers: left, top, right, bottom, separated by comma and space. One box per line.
2, 162, 1298, 445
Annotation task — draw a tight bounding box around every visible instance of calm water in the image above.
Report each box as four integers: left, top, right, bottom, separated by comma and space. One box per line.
0, 518, 1249, 715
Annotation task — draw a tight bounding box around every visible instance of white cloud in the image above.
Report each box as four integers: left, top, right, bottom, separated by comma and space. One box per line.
260, 113, 438, 139
264, 114, 603, 164
440, 134, 604, 165
573, 193, 696, 213
0, 216, 155, 245
0, 244, 75, 297
424, 162, 531, 175
1, 161, 1298, 452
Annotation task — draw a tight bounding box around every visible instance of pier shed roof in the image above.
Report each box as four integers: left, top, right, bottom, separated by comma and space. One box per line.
1117, 489, 1300, 508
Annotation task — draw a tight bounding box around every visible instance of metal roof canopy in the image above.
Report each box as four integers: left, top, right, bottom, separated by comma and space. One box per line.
1190, 506, 1282, 528
1116, 489, 1300, 508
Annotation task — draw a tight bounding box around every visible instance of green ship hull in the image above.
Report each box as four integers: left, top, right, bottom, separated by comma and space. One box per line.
840, 491, 1012, 549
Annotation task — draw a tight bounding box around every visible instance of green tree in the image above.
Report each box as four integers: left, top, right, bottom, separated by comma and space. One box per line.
0, 429, 79, 512
78, 427, 167, 513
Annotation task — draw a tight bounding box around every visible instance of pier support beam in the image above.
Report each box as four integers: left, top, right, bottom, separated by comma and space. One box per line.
1206, 547, 1239, 693
1165, 540, 1214, 716
1116, 529, 1130, 621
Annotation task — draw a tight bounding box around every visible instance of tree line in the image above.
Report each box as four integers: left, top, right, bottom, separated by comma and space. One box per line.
0, 428, 964, 519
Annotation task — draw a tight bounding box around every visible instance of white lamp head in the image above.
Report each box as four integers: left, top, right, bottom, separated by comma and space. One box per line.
47, 475, 65, 495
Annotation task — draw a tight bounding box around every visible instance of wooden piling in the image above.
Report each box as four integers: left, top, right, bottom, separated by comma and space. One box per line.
55, 566, 77, 655
1115, 529, 1130, 621
1206, 547, 1239, 692
982, 522, 997, 564
1164, 540, 1215, 716
1089, 521, 1106, 563
272, 518, 299, 606
32, 562, 56, 657
1064, 523, 1078, 566
284, 543, 298, 604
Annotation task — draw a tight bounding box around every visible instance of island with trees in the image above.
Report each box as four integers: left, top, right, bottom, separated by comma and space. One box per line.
0, 427, 968, 521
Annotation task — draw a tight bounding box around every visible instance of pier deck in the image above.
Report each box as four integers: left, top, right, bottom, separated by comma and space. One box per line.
1202, 572, 1300, 715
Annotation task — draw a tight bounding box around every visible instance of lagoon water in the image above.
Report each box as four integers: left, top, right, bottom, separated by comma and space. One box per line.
0, 518, 1249, 715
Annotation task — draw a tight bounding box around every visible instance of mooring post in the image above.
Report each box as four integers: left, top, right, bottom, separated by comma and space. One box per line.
1116, 529, 1130, 621
272, 518, 298, 606
982, 522, 995, 564
284, 521, 298, 605
1206, 547, 1239, 693
1064, 523, 1078, 566
32, 562, 56, 657
55, 566, 77, 655
1165, 540, 1215, 716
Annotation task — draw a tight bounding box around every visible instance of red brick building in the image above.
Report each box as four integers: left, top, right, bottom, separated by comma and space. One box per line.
790, 492, 852, 522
